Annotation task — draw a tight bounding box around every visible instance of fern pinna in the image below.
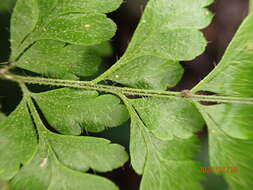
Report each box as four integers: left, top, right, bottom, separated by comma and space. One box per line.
0, 0, 253, 189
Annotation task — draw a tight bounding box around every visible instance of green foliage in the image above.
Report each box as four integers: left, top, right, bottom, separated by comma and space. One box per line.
33, 88, 129, 134
0, 0, 253, 189
98, 0, 213, 89
17, 41, 112, 80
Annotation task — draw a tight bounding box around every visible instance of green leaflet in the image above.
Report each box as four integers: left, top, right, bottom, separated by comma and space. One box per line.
47, 133, 128, 173
0, 101, 37, 180
17, 40, 112, 80
11, 0, 121, 79
98, 0, 213, 90
131, 98, 204, 140
124, 97, 205, 189
37, 13, 114, 46
108, 56, 183, 90
192, 9, 253, 190
33, 88, 129, 135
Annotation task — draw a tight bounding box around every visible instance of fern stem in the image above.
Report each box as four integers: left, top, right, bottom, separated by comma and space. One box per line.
2, 73, 253, 105
18, 82, 31, 97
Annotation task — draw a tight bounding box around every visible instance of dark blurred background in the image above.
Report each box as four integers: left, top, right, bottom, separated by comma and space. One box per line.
0, 0, 250, 189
